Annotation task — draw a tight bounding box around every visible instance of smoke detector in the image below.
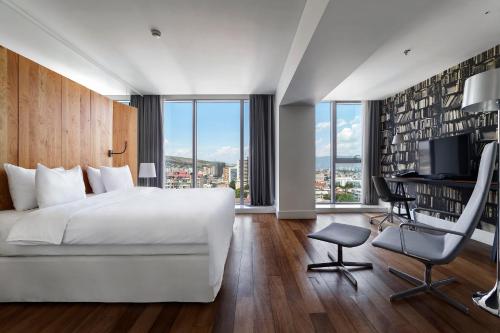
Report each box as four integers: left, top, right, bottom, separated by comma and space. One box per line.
151, 28, 162, 39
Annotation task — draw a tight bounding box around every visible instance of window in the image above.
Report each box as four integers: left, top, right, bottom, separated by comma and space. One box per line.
315, 101, 362, 203
163, 100, 250, 205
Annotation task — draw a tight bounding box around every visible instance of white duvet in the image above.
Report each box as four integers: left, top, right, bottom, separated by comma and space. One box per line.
7, 187, 235, 285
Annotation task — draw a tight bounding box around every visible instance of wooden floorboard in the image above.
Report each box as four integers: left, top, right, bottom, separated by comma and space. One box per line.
0, 213, 498, 333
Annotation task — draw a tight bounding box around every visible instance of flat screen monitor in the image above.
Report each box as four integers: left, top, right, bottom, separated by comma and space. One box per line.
417, 134, 472, 178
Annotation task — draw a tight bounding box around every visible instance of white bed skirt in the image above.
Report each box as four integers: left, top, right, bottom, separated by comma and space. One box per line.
0, 254, 222, 302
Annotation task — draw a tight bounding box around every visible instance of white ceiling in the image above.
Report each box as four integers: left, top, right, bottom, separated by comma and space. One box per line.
325, 0, 500, 100
0, 0, 304, 95
1, 0, 500, 101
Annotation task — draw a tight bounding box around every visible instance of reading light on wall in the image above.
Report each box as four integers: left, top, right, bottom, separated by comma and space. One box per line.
108, 141, 128, 157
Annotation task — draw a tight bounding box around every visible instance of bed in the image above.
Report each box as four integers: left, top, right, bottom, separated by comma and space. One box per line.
0, 187, 235, 302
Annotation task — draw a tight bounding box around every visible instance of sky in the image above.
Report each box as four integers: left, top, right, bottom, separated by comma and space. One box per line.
315, 102, 362, 158
164, 101, 249, 165
164, 100, 362, 165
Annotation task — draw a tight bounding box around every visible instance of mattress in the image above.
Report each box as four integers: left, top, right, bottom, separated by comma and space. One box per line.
0, 210, 208, 257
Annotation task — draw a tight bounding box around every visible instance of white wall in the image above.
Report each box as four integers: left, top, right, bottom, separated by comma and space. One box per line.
275, 104, 316, 219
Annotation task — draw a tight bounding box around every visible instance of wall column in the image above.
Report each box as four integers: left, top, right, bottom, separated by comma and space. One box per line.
275, 103, 316, 219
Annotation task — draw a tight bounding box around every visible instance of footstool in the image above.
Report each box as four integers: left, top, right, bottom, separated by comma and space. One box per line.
307, 222, 373, 289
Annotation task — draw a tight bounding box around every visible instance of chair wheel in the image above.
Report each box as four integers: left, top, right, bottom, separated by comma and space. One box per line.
369, 219, 373, 224
378, 226, 383, 232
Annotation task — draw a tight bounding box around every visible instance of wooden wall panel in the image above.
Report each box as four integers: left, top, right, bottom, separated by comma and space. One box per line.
0, 45, 137, 208
90, 91, 113, 167
0, 47, 18, 210
18, 56, 62, 168
62, 79, 91, 168
113, 101, 138, 184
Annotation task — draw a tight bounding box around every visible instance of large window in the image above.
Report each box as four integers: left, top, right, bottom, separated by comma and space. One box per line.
164, 100, 250, 205
315, 101, 362, 203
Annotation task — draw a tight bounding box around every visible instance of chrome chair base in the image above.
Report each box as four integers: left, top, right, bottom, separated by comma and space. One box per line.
388, 265, 469, 314
308, 249, 372, 289
473, 282, 500, 317
369, 205, 407, 231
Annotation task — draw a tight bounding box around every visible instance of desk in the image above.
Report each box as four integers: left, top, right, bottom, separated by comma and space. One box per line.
385, 176, 499, 190
385, 176, 499, 220
385, 176, 498, 261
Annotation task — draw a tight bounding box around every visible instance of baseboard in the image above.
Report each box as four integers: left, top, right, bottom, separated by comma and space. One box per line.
316, 205, 388, 213
471, 229, 495, 246
276, 210, 317, 219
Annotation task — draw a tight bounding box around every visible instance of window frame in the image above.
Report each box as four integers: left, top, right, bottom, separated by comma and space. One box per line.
318, 100, 362, 204
163, 97, 249, 205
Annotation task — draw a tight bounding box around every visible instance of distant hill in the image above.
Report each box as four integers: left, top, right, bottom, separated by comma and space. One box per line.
165, 156, 235, 168
316, 156, 362, 171
316, 156, 330, 170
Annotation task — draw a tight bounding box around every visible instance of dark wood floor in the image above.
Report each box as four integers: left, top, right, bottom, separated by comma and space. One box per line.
0, 213, 498, 333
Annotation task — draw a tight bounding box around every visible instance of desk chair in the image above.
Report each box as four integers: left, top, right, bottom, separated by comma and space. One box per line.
372, 141, 497, 314
370, 176, 415, 231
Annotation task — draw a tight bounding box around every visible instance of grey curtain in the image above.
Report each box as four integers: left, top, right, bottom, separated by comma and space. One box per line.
362, 100, 382, 205
130, 95, 164, 188
249, 95, 275, 206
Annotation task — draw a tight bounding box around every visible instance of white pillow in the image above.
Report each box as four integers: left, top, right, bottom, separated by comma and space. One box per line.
87, 166, 106, 194
100, 165, 134, 191
3, 164, 37, 211
36, 164, 86, 208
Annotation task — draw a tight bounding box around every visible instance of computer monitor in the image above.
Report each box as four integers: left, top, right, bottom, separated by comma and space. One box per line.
417, 134, 472, 179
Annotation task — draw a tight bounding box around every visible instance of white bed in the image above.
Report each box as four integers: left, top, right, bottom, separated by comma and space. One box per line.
0, 187, 235, 302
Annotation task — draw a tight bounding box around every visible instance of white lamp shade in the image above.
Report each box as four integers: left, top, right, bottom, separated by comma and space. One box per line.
462, 67, 500, 113
392, 133, 403, 145
139, 163, 156, 178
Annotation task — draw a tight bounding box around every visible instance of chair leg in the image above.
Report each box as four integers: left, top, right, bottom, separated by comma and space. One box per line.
431, 277, 457, 288
369, 213, 388, 224
308, 246, 372, 289
431, 287, 469, 314
340, 267, 358, 288
307, 261, 341, 269
389, 267, 422, 286
388, 264, 469, 314
390, 285, 428, 301
374, 214, 390, 231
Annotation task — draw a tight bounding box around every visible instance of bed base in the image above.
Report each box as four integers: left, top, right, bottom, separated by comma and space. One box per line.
0, 254, 222, 302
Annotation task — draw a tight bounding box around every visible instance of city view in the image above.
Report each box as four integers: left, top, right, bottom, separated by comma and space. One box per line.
164, 156, 250, 204
315, 102, 363, 203
163, 100, 250, 204
163, 100, 362, 205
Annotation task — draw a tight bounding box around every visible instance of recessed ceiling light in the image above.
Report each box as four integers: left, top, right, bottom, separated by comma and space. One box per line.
151, 28, 162, 39
403, 49, 411, 56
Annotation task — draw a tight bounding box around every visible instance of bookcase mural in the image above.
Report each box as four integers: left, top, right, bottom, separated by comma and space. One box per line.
379, 45, 500, 233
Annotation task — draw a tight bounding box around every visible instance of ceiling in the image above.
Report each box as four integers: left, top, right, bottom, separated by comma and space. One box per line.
325, 0, 500, 100
0, 0, 304, 95
1, 0, 500, 101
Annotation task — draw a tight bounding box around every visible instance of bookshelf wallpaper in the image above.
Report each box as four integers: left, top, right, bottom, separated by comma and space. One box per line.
379, 45, 500, 231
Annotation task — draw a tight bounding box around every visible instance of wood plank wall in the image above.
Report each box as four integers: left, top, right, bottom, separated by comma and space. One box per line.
0, 48, 18, 209
112, 101, 138, 184
0, 45, 138, 209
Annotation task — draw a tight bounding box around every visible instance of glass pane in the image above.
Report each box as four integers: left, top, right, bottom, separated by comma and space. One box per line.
315, 102, 331, 203
336, 103, 362, 159
243, 101, 250, 205
196, 101, 241, 204
164, 101, 193, 189
335, 162, 362, 203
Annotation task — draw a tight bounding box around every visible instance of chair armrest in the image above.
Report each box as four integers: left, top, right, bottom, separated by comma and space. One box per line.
398, 222, 466, 262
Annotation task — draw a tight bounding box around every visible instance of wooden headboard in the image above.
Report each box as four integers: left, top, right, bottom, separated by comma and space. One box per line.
0, 45, 138, 210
